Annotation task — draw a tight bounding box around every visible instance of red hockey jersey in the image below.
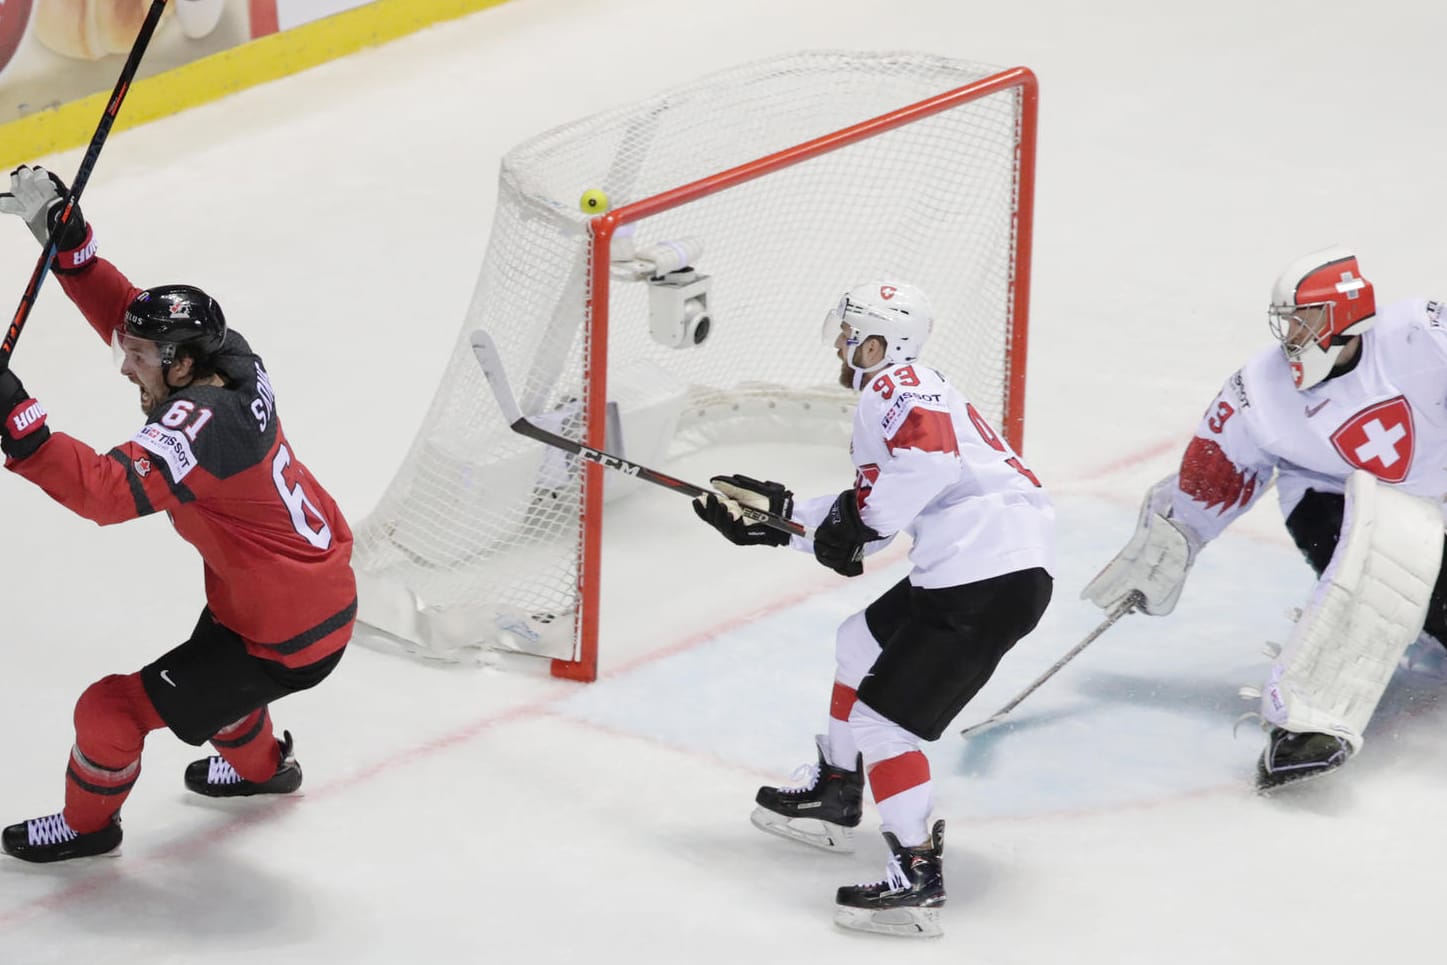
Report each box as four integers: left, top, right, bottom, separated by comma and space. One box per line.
7, 258, 355, 667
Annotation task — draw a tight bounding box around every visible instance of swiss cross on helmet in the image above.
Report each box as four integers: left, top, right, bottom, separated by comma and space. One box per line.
826, 280, 934, 380
124, 284, 227, 368
1267, 247, 1376, 391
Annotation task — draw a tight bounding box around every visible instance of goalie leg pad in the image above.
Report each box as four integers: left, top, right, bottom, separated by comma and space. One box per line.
1286, 488, 1447, 681
1260, 471, 1444, 752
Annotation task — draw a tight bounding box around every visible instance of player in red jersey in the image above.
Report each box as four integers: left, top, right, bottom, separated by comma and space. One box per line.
0, 165, 355, 862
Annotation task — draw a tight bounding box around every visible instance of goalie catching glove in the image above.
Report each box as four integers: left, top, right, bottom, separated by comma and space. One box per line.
1082, 476, 1203, 616
0, 165, 95, 273
693, 474, 794, 547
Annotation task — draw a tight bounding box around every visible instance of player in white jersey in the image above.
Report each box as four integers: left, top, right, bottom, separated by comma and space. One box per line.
1086, 247, 1447, 791
693, 281, 1055, 937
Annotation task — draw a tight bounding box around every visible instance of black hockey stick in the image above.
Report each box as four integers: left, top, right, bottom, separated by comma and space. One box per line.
470, 329, 807, 539
959, 591, 1142, 738
1, 0, 171, 370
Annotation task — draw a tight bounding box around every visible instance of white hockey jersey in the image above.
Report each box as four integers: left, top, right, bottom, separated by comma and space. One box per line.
789, 361, 1056, 588
1168, 298, 1447, 542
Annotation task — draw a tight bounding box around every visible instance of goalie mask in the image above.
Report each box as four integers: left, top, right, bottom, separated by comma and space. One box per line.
1267, 247, 1375, 391
824, 281, 934, 387
122, 284, 228, 369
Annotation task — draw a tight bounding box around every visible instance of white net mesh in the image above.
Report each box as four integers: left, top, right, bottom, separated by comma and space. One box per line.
352, 50, 1032, 668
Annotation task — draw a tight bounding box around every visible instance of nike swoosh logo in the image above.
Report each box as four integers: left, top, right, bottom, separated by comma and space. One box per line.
160, 670, 176, 687
1304, 399, 1331, 417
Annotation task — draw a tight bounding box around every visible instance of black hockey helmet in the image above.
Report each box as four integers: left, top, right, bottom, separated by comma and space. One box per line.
124, 284, 227, 367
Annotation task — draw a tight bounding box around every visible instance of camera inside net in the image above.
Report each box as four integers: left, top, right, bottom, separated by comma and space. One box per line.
612, 236, 711, 349
648, 268, 712, 348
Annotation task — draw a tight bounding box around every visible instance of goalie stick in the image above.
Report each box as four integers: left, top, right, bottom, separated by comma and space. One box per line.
2, 0, 170, 369
959, 591, 1142, 738
470, 330, 806, 539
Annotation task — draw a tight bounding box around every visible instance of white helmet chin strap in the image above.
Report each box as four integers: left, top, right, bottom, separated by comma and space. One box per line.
847, 347, 890, 390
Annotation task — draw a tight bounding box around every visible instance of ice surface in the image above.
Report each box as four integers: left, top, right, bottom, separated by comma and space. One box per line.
2, 1, 1445, 962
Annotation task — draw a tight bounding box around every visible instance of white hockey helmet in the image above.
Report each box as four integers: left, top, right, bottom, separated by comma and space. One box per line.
825, 281, 934, 379
1267, 246, 1376, 391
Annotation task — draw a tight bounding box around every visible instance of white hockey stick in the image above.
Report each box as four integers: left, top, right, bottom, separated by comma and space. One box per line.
959, 591, 1142, 738
470, 330, 806, 539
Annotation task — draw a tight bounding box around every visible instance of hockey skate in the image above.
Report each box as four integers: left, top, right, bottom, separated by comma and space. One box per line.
751, 736, 863, 852
835, 819, 946, 938
1256, 727, 1352, 792
2, 812, 122, 863
185, 730, 303, 798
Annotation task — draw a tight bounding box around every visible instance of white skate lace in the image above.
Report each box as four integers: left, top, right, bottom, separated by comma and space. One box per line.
26, 812, 79, 846
853, 854, 910, 893
207, 757, 244, 785
778, 762, 821, 796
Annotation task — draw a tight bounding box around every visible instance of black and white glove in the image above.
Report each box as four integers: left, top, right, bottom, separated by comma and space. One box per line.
0, 166, 94, 272
0, 369, 51, 461
812, 489, 882, 578
692, 473, 794, 547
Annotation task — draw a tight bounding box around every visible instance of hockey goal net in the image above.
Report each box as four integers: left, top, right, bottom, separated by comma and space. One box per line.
352, 51, 1038, 681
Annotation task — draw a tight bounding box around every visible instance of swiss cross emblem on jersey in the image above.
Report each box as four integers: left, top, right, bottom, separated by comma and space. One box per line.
1330, 396, 1415, 483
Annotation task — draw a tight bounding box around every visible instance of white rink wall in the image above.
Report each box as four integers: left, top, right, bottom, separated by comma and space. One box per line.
0, 1, 1445, 963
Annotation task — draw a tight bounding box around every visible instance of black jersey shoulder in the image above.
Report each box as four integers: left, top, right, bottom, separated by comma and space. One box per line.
142, 328, 283, 480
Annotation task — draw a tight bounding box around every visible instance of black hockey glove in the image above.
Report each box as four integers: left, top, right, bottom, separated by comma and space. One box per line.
812, 489, 882, 577
692, 473, 794, 547
0, 166, 94, 272
0, 370, 51, 461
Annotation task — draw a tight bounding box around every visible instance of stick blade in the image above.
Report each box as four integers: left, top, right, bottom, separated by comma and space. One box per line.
959, 716, 1007, 739
469, 329, 501, 376
470, 329, 523, 423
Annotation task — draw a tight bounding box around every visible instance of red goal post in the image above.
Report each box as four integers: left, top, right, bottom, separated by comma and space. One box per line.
351, 53, 1039, 683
